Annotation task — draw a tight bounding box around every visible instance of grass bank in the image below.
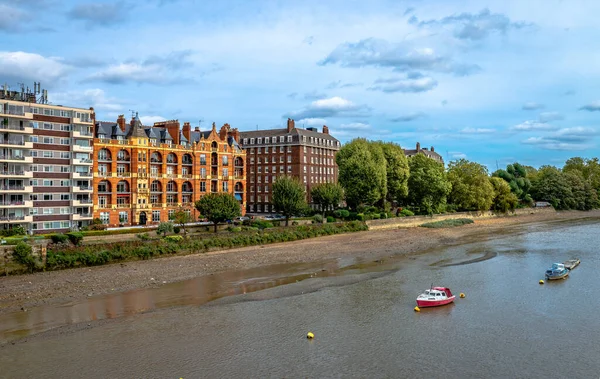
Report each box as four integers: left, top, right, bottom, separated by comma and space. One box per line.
6, 221, 368, 275
420, 218, 474, 228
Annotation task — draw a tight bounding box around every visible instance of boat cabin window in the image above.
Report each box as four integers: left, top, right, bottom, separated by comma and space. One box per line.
441, 292, 446, 297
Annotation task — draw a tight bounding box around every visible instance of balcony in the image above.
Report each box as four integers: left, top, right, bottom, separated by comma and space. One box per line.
116, 172, 131, 178
72, 144, 93, 153
0, 200, 32, 208
138, 188, 149, 194
3, 110, 33, 120
164, 173, 177, 179
0, 185, 32, 193
135, 203, 150, 209
72, 130, 93, 139
151, 202, 163, 208
0, 215, 33, 223
166, 202, 178, 207
72, 171, 93, 179
234, 175, 244, 180
0, 123, 33, 134
95, 171, 112, 178
182, 174, 193, 179
116, 203, 131, 209
71, 157, 93, 166
73, 185, 93, 193
72, 213, 93, 221
200, 160, 207, 166
71, 198, 92, 207
0, 154, 32, 164
72, 117, 93, 125
0, 170, 33, 178
166, 161, 177, 165
0, 139, 33, 149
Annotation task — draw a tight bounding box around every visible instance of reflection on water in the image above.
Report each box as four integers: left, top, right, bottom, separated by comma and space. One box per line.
1, 219, 599, 379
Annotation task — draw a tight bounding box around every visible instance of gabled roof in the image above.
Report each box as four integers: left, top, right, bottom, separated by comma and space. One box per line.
146, 127, 159, 139
159, 129, 172, 141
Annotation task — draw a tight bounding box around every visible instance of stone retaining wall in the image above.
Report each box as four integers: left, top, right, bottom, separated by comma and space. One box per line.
366, 207, 556, 230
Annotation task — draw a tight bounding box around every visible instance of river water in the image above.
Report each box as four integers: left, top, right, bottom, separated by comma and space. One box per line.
1, 218, 599, 378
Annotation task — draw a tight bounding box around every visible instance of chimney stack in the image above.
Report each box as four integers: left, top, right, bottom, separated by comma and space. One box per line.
117, 114, 126, 132
287, 118, 295, 132
431, 146, 435, 152
322, 125, 329, 134
416, 142, 421, 151
183, 122, 191, 142
194, 126, 200, 132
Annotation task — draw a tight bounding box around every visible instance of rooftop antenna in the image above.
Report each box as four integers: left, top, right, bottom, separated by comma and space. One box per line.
128, 109, 136, 119
496, 160, 499, 170
198, 119, 204, 129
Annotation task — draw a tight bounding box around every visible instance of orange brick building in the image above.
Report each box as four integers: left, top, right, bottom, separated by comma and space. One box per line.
93, 114, 245, 227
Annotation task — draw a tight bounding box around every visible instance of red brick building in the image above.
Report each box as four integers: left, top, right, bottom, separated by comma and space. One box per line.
93, 115, 245, 227
239, 119, 340, 213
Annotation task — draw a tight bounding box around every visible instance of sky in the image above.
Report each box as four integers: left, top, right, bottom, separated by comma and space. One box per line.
1, 0, 599, 171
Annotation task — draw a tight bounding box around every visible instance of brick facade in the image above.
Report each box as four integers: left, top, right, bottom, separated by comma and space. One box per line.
93, 116, 245, 227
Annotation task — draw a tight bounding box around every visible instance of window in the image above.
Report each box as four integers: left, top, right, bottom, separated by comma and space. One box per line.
287, 136, 292, 142
119, 212, 128, 223
243, 138, 248, 145
257, 138, 262, 144
279, 146, 284, 153
222, 182, 228, 192
200, 154, 206, 165
152, 211, 161, 222
100, 212, 110, 224
200, 167, 207, 178
287, 156, 291, 163
223, 156, 228, 165
200, 182, 206, 192
250, 138, 255, 144
168, 210, 175, 219
257, 147, 261, 154
265, 137, 270, 143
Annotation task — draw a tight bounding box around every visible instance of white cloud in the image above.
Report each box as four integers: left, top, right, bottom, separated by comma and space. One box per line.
0, 51, 71, 84
522, 102, 545, 110
140, 115, 167, 125
510, 120, 559, 132
460, 127, 495, 134
296, 118, 327, 126
579, 101, 600, 112
520, 127, 598, 150
52, 88, 124, 114
284, 96, 370, 120
369, 75, 438, 93
449, 151, 467, 159
538, 112, 563, 122
339, 122, 371, 130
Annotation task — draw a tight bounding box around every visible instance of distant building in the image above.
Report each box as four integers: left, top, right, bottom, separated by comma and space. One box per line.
403, 142, 444, 165
1, 83, 94, 234
239, 119, 341, 213
93, 116, 246, 227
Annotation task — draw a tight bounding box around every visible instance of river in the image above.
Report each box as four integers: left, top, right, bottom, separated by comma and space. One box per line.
1, 218, 599, 378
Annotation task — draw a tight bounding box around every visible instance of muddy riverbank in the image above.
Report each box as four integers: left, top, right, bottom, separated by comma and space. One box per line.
1, 210, 599, 315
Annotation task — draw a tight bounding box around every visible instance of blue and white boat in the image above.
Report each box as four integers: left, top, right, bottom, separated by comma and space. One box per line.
545, 263, 569, 280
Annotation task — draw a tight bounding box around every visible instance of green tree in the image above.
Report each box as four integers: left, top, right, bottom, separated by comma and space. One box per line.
375, 141, 410, 203
157, 221, 174, 237
530, 166, 573, 209
311, 183, 344, 220
336, 139, 387, 209
195, 193, 242, 233
492, 162, 533, 205
563, 171, 598, 210
170, 209, 193, 235
490, 177, 519, 213
563, 157, 600, 199
447, 159, 494, 211
272, 176, 307, 226
406, 153, 452, 214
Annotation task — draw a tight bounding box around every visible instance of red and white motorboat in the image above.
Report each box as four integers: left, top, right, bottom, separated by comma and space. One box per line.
416, 286, 455, 308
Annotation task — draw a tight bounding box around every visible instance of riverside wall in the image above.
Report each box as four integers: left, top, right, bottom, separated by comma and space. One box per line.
365, 207, 556, 230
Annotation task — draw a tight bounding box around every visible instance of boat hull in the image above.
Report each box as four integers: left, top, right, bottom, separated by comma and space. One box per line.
563, 260, 580, 270
416, 296, 455, 308
545, 271, 569, 280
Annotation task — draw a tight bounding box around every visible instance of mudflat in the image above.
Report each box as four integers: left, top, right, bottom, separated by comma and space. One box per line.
1, 210, 598, 315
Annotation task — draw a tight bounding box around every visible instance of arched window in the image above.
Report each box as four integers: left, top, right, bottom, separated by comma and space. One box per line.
167, 153, 177, 164
150, 180, 161, 192
98, 149, 111, 161
117, 150, 130, 161
166, 181, 177, 192
234, 157, 244, 167
116, 180, 130, 192
151, 151, 162, 163
234, 182, 244, 192
182, 181, 193, 192
98, 180, 111, 192
182, 154, 193, 165
211, 141, 218, 151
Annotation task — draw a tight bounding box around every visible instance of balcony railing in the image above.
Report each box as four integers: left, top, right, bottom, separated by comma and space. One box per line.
200, 160, 207, 165
0, 138, 26, 146
151, 202, 162, 207
166, 202, 178, 206
182, 161, 193, 165
182, 174, 193, 179
75, 172, 93, 177
0, 215, 25, 221
116, 172, 131, 177
0, 155, 25, 161
98, 171, 112, 177
116, 204, 130, 208
150, 159, 161, 163
77, 186, 92, 191
0, 185, 24, 190
0, 124, 27, 131
117, 158, 130, 162
0, 170, 26, 176
77, 199, 93, 204
166, 160, 177, 165
0, 201, 25, 206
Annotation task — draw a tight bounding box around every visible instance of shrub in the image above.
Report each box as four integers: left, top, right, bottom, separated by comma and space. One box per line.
292, 221, 299, 226
50, 234, 69, 244
173, 226, 181, 234
340, 210, 350, 219
251, 220, 273, 230
371, 213, 381, 220
12, 241, 38, 272
66, 232, 84, 246
136, 232, 151, 240
420, 218, 474, 228
380, 212, 387, 219
164, 235, 184, 243
227, 226, 242, 232
326, 216, 335, 223
0, 225, 27, 237
313, 214, 324, 223
400, 209, 415, 217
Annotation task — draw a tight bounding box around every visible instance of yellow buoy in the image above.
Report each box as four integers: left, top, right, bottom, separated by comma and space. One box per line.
459, 293, 465, 298
307, 332, 314, 339
414, 306, 420, 312
539, 279, 544, 284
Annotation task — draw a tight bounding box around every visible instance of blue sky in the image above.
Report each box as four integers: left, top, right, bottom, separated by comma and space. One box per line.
1, 0, 599, 170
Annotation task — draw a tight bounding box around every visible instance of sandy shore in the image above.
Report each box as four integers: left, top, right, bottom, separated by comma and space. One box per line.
1, 210, 599, 315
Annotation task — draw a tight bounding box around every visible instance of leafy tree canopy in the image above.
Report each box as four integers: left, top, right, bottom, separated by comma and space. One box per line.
311, 183, 344, 214
374, 141, 410, 203
272, 176, 307, 226
490, 177, 519, 213
492, 162, 532, 204
195, 193, 241, 232
406, 153, 452, 214
448, 159, 494, 211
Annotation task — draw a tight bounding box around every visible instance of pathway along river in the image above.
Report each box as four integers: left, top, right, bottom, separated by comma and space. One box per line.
1, 218, 599, 378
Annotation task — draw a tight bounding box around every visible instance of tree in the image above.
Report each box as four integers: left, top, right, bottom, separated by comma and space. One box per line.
170, 209, 193, 235
530, 166, 573, 209
195, 193, 241, 233
563, 171, 598, 210
447, 159, 494, 211
406, 153, 452, 214
563, 157, 600, 199
157, 221, 174, 237
490, 177, 519, 213
336, 139, 387, 209
311, 183, 344, 220
492, 162, 533, 205
272, 176, 307, 226
375, 141, 410, 204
